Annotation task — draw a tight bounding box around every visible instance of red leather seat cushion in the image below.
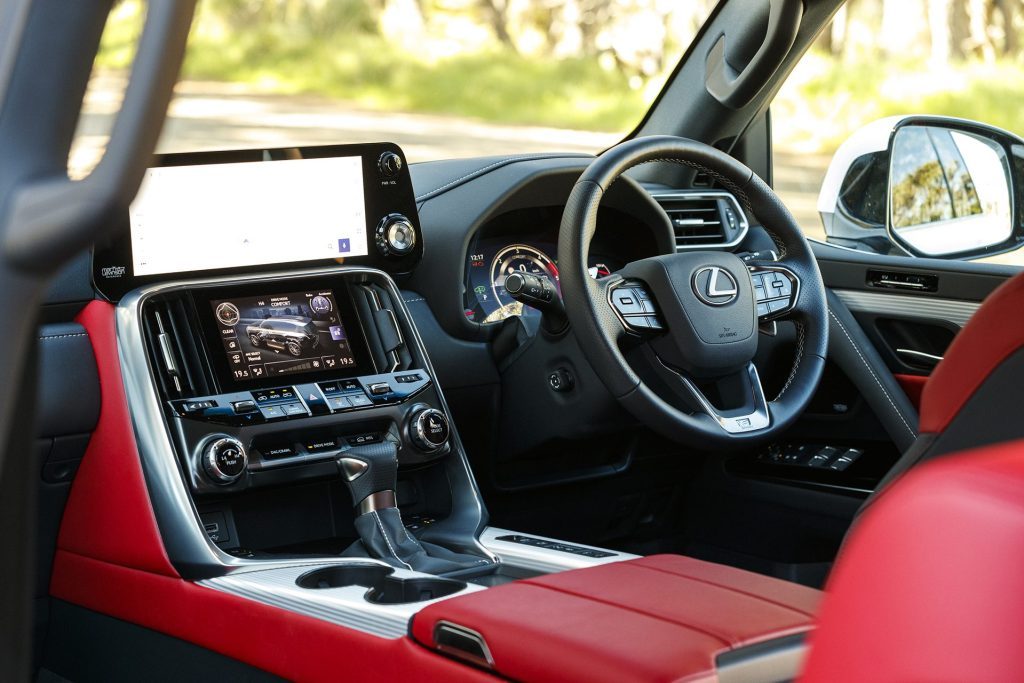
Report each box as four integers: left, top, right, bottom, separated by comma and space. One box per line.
413, 554, 821, 683
801, 439, 1024, 682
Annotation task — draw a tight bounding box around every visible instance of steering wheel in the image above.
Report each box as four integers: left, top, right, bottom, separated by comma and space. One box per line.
559, 136, 827, 447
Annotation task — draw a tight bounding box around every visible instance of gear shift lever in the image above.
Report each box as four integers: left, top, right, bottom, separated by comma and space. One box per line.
337, 441, 486, 573
337, 441, 400, 516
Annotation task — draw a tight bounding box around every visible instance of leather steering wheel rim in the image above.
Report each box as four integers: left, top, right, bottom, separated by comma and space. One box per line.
558, 135, 828, 447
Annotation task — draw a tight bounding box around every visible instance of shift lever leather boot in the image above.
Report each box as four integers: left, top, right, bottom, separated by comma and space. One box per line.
337, 441, 486, 573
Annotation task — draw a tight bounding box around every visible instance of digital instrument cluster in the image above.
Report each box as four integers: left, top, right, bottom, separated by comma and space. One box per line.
463, 240, 614, 323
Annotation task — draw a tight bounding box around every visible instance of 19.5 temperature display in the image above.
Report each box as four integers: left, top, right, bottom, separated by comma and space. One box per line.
210, 289, 357, 381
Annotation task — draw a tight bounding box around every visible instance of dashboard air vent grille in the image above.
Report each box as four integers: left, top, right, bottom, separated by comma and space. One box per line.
142, 297, 211, 399
352, 283, 413, 373
653, 191, 748, 251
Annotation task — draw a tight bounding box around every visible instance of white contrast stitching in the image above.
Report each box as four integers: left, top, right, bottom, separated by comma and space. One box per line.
775, 321, 805, 400
371, 510, 412, 570
829, 309, 916, 439
38, 333, 88, 341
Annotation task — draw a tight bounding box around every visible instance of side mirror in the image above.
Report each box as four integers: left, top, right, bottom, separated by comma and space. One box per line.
818, 116, 1024, 260
888, 122, 1019, 258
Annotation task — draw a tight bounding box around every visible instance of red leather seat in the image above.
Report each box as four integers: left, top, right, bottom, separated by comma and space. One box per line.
801, 438, 1024, 682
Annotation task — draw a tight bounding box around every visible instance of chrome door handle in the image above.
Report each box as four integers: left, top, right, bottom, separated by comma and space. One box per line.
896, 348, 943, 367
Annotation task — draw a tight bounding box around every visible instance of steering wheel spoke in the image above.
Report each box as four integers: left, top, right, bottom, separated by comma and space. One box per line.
663, 362, 772, 435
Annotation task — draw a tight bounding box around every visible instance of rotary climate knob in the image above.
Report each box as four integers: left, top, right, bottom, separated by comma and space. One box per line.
410, 408, 450, 452
202, 436, 248, 485
375, 214, 417, 257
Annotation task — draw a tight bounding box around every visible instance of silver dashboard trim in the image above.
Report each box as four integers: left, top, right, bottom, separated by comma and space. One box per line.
116, 265, 495, 575
833, 289, 981, 328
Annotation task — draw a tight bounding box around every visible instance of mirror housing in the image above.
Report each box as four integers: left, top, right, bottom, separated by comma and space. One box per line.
818, 116, 1024, 260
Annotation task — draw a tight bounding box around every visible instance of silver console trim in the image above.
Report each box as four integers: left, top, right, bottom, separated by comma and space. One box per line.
834, 289, 980, 328
716, 633, 809, 683
116, 265, 495, 574
197, 561, 485, 639
479, 527, 637, 573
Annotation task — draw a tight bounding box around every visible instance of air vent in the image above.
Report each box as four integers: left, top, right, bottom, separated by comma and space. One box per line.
142, 297, 211, 399
352, 283, 413, 373
652, 191, 748, 251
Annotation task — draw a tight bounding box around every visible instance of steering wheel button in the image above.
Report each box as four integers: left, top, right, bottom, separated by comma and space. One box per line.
768, 299, 790, 313
757, 302, 770, 317
613, 290, 644, 315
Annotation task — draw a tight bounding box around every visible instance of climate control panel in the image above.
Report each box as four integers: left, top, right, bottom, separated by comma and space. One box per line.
171, 369, 452, 494
173, 370, 431, 426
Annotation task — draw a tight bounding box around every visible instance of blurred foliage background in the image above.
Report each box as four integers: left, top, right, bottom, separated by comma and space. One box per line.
98, 0, 1024, 152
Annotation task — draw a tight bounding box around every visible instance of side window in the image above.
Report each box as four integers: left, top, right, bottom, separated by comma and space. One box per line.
771, 1, 1023, 265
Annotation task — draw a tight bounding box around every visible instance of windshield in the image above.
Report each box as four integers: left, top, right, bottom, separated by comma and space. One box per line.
71, 1, 716, 175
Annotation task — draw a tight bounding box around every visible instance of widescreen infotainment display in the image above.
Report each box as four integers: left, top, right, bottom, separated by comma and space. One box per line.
129, 156, 368, 276
209, 288, 358, 381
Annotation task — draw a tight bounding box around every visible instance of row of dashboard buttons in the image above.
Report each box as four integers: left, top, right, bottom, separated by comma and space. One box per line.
172, 371, 431, 425
256, 432, 384, 462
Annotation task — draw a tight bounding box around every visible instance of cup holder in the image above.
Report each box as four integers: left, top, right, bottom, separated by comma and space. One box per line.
296, 564, 467, 605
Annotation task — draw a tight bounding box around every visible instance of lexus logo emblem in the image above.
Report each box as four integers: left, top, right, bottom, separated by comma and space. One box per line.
692, 266, 739, 306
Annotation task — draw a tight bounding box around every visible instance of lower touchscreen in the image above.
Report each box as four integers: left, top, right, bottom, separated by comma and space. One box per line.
210, 289, 357, 381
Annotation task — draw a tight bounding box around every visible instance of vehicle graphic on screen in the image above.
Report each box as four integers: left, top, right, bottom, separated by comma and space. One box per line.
245, 317, 320, 357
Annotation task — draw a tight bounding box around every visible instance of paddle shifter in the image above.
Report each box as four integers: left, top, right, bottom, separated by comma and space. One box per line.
336, 441, 485, 573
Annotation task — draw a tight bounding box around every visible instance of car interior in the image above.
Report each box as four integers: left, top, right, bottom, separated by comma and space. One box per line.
2, 0, 1024, 681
